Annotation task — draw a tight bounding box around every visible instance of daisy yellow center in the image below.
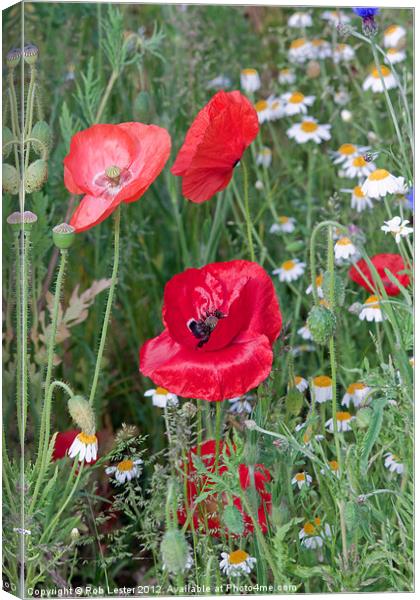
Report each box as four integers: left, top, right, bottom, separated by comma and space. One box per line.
291, 38, 306, 49
337, 43, 347, 52
387, 48, 398, 55
295, 376, 302, 384
312, 39, 325, 46
354, 185, 365, 198
337, 237, 351, 246
315, 274, 323, 287
314, 375, 332, 388
368, 169, 390, 181
301, 121, 318, 133
242, 68, 257, 75
295, 472, 306, 481
261, 148, 271, 155
314, 517, 321, 526
338, 143, 356, 155
271, 100, 281, 109
117, 459, 134, 472
353, 156, 367, 167
352, 382, 366, 392
282, 260, 296, 271
255, 100, 268, 112
329, 460, 339, 471
156, 386, 169, 395
385, 25, 398, 35
289, 91, 305, 104
279, 216, 290, 224
365, 295, 379, 307
229, 549, 249, 564
319, 299, 330, 308
303, 522, 315, 535
77, 432, 97, 445
372, 66, 391, 78
336, 411, 352, 422
280, 68, 290, 75
303, 431, 311, 444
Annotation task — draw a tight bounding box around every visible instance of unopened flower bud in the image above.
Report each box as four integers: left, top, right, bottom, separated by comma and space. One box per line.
307, 305, 336, 345
31, 121, 52, 156
70, 528, 80, 541
341, 109, 352, 122
6, 48, 22, 68
25, 159, 48, 193
52, 223, 76, 249
160, 530, 191, 575
7, 211, 38, 232
306, 60, 321, 79
255, 180, 264, 191
321, 272, 346, 307
23, 43, 39, 65
67, 395, 96, 435
2, 163, 19, 195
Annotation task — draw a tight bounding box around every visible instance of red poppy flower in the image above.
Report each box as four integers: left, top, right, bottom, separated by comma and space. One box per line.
171, 91, 259, 203
349, 253, 410, 297
177, 439, 272, 537
64, 122, 171, 232
139, 260, 282, 401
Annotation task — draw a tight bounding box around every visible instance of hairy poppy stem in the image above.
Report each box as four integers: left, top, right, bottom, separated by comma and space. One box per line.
89, 206, 121, 408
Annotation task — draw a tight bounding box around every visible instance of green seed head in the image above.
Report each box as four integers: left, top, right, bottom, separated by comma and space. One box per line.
52, 223, 76, 249
6, 48, 22, 69
7, 211, 38, 232
23, 43, 39, 65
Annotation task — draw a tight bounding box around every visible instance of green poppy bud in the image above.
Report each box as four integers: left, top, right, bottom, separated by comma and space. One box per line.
321, 272, 346, 307
307, 305, 336, 345
25, 159, 48, 193
67, 395, 96, 435
31, 121, 52, 156
52, 223, 76, 249
2, 163, 19, 195
160, 530, 191, 575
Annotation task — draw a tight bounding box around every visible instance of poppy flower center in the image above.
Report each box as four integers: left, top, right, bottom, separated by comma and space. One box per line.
118, 459, 134, 472
301, 121, 318, 133
229, 549, 249, 564
188, 310, 226, 348
105, 165, 122, 185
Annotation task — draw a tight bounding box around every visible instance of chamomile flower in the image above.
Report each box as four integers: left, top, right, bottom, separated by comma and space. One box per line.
288, 38, 311, 63
281, 91, 315, 116
310, 39, 332, 59
228, 395, 253, 415
254, 99, 271, 124
312, 376, 332, 404
343, 155, 376, 179
144, 387, 179, 408
240, 68, 261, 93
333, 43, 355, 64
334, 237, 357, 261
345, 185, 373, 212
306, 273, 324, 298
287, 117, 331, 144
292, 471, 312, 489
359, 295, 384, 322
381, 216, 413, 244
299, 517, 331, 549
269, 216, 296, 234
342, 382, 371, 408
68, 432, 98, 463
384, 452, 404, 474
294, 376, 309, 393
321, 460, 340, 476
385, 47, 406, 65
256, 147, 272, 168
294, 423, 324, 445
361, 169, 400, 199
267, 95, 285, 121
278, 68, 296, 85
298, 323, 313, 341
332, 143, 368, 165
288, 12, 313, 28
383, 24, 406, 49
363, 65, 397, 93
105, 458, 143, 483
321, 10, 351, 26
273, 259, 306, 282
334, 89, 350, 106
325, 411, 354, 433
219, 550, 257, 577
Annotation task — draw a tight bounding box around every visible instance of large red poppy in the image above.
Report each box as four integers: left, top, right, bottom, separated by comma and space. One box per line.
64, 122, 171, 232
171, 91, 259, 203
139, 260, 282, 401
177, 439, 272, 537
349, 253, 410, 297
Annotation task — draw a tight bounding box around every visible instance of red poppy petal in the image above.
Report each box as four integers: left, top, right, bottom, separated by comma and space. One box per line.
181, 167, 234, 203
53, 430, 79, 460
139, 329, 274, 401
64, 166, 84, 195
171, 103, 211, 175
349, 253, 410, 297
70, 194, 120, 233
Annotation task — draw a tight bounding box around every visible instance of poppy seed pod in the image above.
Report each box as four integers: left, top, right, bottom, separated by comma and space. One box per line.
52, 223, 76, 249
7, 211, 38, 232
2, 163, 20, 195
307, 305, 336, 345
222, 505, 245, 535
3, 127, 14, 158
23, 43, 39, 65
31, 121, 52, 156
25, 159, 48, 193
160, 530, 190, 574
6, 47, 22, 68
67, 395, 96, 436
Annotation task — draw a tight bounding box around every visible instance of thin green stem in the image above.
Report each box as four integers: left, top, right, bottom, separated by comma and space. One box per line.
95, 70, 118, 124
241, 161, 255, 261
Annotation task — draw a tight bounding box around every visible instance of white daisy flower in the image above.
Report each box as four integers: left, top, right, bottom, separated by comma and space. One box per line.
206, 75, 231, 90
361, 169, 401, 199
359, 295, 384, 323
68, 432, 98, 463
288, 38, 312, 64
144, 387, 178, 408
287, 117, 331, 144
294, 376, 309, 393
269, 216, 296, 234
363, 65, 397, 93
344, 185, 373, 212
288, 11, 312, 28
306, 273, 324, 298
342, 155, 376, 179
331, 143, 368, 165
321, 10, 351, 26
281, 91, 315, 116
273, 259, 306, 282
254, 99, 271, 124
312, 376, 332, 404
394, 176, 409, 196
381, 216, 413, 244
267, 95, 284, 121
385, 47, 406, 65
334, 237, 357, 261
334, 89, 350, 106
310, 39, 332, 60
342, 382, 371, 408
278, 68, 296, 85
256, 147, 272, 168
320, 460, 340, 476
298, 323, 313, 341
240, 68, 261, 93
219, 550, 257, 577
333, 43, 355, 64
228, 395, 253, 415
384, 452, 404, 474
291, 471, 312, 489
299, 517, 331, 549
325, 411, 354, 433
105, 458, 143, 484
383, 24, 406, 49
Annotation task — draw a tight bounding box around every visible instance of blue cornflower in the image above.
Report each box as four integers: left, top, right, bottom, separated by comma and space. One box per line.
352, 8, 380, 18
406, 187, 414, 211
